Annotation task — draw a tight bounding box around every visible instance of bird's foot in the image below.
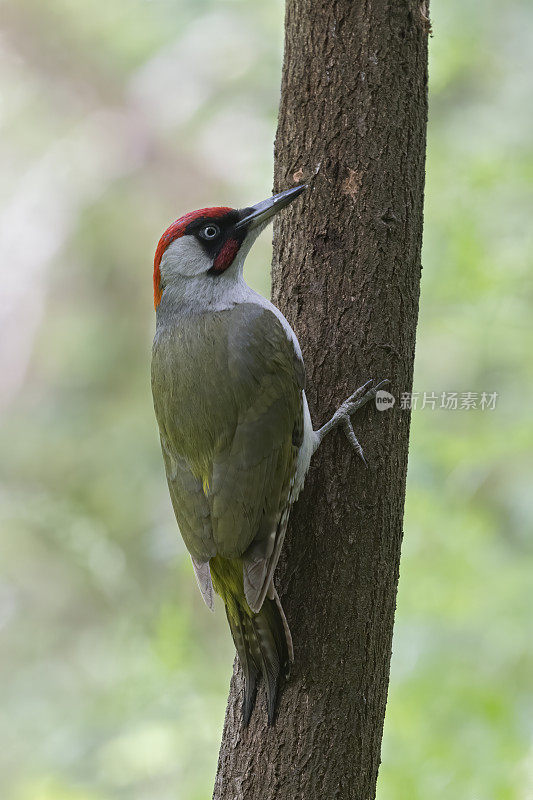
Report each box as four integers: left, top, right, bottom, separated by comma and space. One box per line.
313, 379, 390, 463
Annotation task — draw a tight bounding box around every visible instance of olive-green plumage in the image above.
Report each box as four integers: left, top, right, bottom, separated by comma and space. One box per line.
152, 301, 303, 723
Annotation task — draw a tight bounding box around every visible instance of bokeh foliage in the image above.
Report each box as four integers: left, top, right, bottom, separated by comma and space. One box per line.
0, 1, 531, 798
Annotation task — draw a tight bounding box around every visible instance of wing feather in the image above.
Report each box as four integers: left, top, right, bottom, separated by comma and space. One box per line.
152, 302, 304, 611
208, 306, 304, 610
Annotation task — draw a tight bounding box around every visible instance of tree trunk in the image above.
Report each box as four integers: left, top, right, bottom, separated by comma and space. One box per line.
213, 2, 429, 798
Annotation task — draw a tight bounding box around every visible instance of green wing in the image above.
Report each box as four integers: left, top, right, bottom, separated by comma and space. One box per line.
209, 306, 304, 611
159, 437, 215, 562
152, 303, 304, 612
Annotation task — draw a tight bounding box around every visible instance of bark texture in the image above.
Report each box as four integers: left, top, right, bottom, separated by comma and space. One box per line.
213, 2, 429, 798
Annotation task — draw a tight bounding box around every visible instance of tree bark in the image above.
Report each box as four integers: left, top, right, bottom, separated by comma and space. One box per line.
213, 2, 429, 798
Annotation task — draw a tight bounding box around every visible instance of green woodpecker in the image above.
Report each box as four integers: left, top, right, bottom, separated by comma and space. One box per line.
151, 185, 386, 725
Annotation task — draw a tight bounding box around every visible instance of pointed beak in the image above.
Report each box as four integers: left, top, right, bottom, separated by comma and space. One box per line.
235, 184, 307, 231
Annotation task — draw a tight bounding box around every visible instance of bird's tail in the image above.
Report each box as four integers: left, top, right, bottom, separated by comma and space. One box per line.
210, 555, 292, 726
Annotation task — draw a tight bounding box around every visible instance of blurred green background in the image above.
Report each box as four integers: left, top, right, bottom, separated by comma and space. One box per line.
0, 1, 532, 798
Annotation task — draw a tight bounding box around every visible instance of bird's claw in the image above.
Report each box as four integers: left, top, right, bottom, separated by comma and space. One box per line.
314, 378, 390, 460
344, 378, 374, 407
341, 415, 367, 466
339, 378, 390, 464
343, 378, 390, 415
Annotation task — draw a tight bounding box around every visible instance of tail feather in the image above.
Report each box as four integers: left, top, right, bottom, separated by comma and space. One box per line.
270, 582, 294, 666
228, 596, 290, 725
250, 610, 281, 723
211, 556, 291, 725
225, 605, 258, 725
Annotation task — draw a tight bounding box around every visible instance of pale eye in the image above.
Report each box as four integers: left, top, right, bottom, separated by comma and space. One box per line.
200, 224, 220, 240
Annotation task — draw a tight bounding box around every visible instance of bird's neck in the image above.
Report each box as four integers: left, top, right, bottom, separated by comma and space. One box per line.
156, 272, 254, 327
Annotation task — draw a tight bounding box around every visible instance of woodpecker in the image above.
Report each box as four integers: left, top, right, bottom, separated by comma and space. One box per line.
151, 185, 386, 725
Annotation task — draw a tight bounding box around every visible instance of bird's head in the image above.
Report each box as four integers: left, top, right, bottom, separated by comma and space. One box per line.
153, 185, 306, 309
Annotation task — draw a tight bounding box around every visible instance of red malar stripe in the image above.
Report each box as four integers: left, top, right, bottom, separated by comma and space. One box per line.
213, 238, 239, 272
